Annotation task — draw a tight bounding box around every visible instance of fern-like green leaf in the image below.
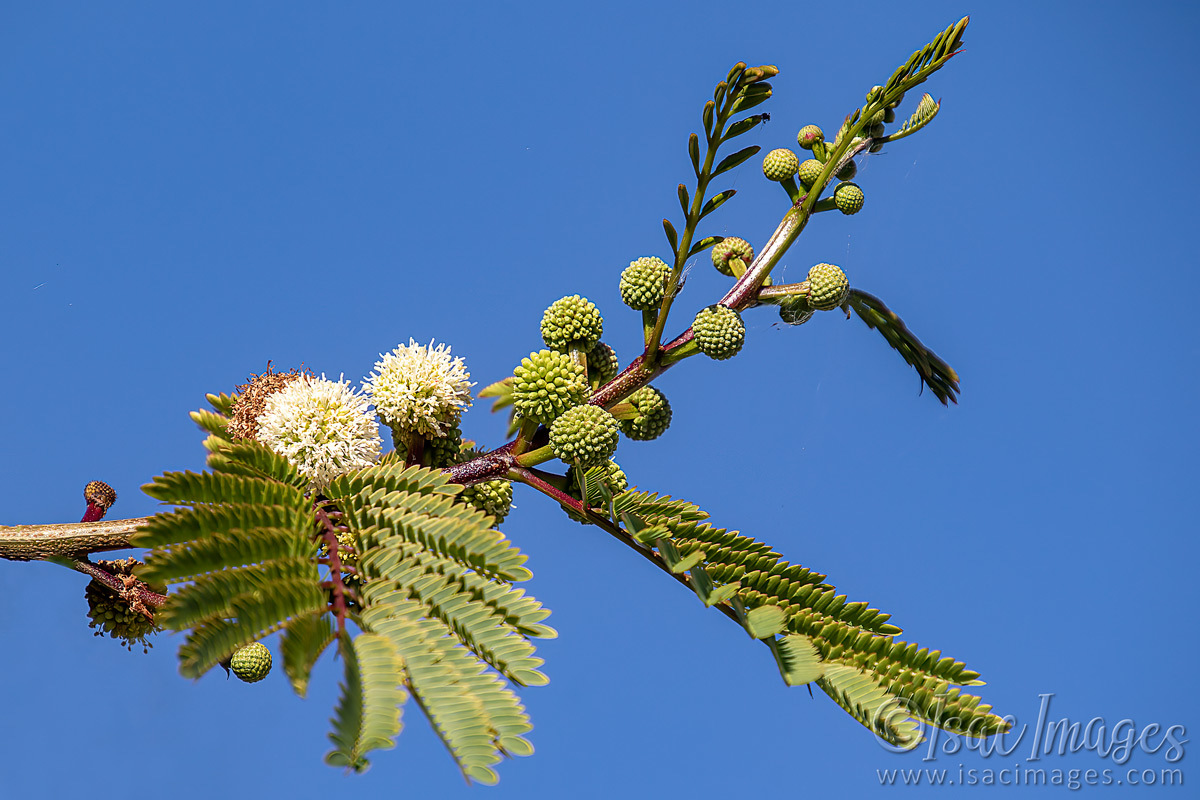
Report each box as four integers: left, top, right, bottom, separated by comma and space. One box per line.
207, 440, 307, 488
144, 470, 306, 509
879, 93, 940, 144
139, 527, 311, 585
132, 504, 309, 550
818, 664, 924, 749
177, 578, 328, 678
156, 556, 320, 630
282, 611, 337, 698
325, 632, 407, 773
847, 288, 960, 405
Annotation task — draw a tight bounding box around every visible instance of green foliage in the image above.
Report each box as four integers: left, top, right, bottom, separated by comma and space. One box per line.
134, 396, 552, 781
605, 489, 1008, 747
847, 288, 961, 405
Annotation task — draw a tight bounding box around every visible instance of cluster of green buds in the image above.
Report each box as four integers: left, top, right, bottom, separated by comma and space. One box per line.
85, 559, 162, 653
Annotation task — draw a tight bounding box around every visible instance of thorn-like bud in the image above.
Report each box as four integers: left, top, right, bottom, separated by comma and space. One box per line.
834, 182, 865, 215
762, 148, 799, 182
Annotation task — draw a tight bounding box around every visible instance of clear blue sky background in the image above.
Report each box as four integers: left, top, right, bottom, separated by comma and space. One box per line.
2, 2, 1196, 796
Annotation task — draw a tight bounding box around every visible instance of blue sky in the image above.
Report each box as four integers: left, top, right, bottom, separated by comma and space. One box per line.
2, 2, 1197, 796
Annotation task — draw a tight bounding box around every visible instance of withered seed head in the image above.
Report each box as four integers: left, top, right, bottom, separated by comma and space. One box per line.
82, 480, 117, 522
227, 362, 310, 441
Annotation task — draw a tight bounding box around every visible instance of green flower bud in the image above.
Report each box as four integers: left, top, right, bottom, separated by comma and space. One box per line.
835, 159, 858, 181
807, 263, 850, 311
424, 425, 463, 468
762, 148, 799, 182
883, 107, 896, 124
459, 479, 513, 524
797, 158, 824, 188
866, 122, 886, 139
692, 305, 746, 361
620, 386, 672, 441
549, 404, 620, 468
711, 237, 754, 277
619, 256, 671, 311
779, 295, 814, 326
834, 182, 865, 215
587, 341, 619, 385
796, 125, 824, 150
541, 295, 603, 351
230, 642, 272, 684
512, 350, 589, 425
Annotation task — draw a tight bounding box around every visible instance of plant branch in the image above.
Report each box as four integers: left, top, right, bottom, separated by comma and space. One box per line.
0, 518, 150, 562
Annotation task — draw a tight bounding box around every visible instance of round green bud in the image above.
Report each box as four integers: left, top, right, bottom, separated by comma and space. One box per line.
424, 425, 463, 468
866, 122, 886, 139
711, 237, 754, 277
512, 350, 589, 426
883, 107, 896, 124
231, 642, 272, 684
866, 85, 884, 103
692, 305, 746, 361
541, 295, 603, 351
807, 263, 850, 311
619, 386, 672, 441
459, 479, 513, 524
762, 148, 799, 182
619, 256, 671, 311
835, 159, 858, 182
565, 459, 629, 524
587, 341, 619, 385
869, 141, 884, 154
797, 158, 824, 188
797, 125, 824, 150
778, 295, 814, 326
834, 182, 865, 215
549, 404, 620, 468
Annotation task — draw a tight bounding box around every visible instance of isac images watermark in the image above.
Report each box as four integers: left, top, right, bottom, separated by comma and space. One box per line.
873, 693, 1186, 790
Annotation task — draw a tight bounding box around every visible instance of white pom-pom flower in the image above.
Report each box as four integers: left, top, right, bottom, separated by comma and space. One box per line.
363, 339, 473, 437
255, 375, 382, 489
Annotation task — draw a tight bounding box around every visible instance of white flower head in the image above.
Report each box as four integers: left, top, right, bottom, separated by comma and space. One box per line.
363, 339, 473, 437
255, 374, 382, 490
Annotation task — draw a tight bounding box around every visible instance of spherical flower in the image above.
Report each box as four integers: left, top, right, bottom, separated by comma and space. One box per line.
711, 237, 754, 277
256, 375, 382, 490
587, 341, 620, 385
230, 642, 272, 684
550, 404, 620, 468
797, 158, 824, 188
619, 386, 672, 441
619, 257, 671, 311
807, 263, 850, 311
692, 305, 746, 361
797, 125, 824, 150
833, 182, 865, 215
762, 148, 799, 182
540, 295, 604, 351
363, 339, 473, 438
512, 350, 589, 426
459, 479, 514, 524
